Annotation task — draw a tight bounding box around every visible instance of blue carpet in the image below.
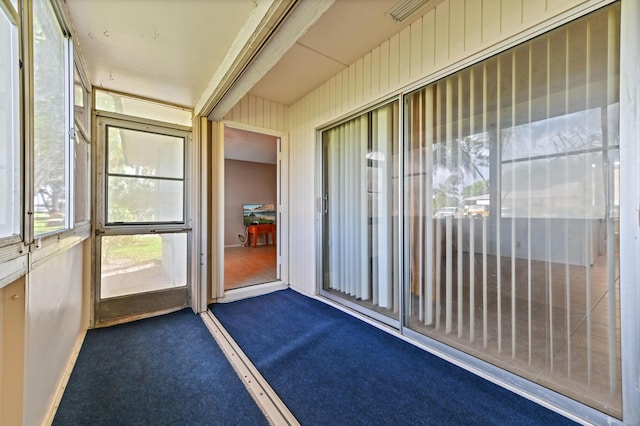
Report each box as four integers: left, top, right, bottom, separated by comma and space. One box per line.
53, 308, 267, 426
211, 289, 577, 426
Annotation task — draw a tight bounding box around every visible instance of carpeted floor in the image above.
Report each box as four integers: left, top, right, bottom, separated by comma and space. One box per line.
53, 309, 267, 426
211, 289, 578, 426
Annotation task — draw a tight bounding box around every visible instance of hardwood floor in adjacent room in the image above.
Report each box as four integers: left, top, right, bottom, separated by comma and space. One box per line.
224, 245, 277, 290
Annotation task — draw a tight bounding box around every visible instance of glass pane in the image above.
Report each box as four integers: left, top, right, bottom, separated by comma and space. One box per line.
107, 127, 184, 179
107, 176, 183, 223
74, 65, 90, 137
404, 4, 621, 418
74, 134, 90, 223
95, 90, 192, 127
0, 11, 19, 239
100, 233, 187, 298
33, 0, 68, 235
322, 102, 400, 320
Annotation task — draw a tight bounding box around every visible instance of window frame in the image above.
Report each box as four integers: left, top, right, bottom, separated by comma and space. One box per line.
30, 0, 74, 239
0, 0, 21, 248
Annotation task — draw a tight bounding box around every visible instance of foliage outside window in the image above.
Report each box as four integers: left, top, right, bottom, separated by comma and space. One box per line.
106, 126, 185, 224
33, 0, 71, 235
0, 6, 20, 240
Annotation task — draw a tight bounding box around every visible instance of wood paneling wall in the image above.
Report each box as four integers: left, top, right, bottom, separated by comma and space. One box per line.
286, 0, 611, 293
223, 94, 289, 133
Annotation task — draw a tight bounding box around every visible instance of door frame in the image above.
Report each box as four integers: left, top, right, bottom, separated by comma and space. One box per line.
212, 120, 289, 302
92, 111, 193, 326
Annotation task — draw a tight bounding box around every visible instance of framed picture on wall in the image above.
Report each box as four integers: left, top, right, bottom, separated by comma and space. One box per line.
243, 203, 276, 225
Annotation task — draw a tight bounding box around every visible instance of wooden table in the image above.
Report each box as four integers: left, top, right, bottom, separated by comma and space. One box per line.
247, 224, 276, 248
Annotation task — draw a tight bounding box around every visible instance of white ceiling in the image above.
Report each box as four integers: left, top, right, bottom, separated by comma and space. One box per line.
224, 127, 278, 164
65, 0, 441, 111
65, 0, 442, 163
65, 0, 256, 108
250, 0, 440, 105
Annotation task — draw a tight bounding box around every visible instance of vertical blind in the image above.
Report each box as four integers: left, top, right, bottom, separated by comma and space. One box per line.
404, 4, 621, 417
323, 102, 400, 318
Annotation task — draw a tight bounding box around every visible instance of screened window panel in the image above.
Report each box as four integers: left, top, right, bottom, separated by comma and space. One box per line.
100, 233, 187, 298
107, 127, 184, 179
107, 176, 183, 223
74, 65, 90, 138
105, 126, 185, 224
0, 9, 19, 239
322, 102, 400, 319
33, 0, 69, 236
74, 133, 90, 223
95, 90, 192, 127
404, 4, 621, 418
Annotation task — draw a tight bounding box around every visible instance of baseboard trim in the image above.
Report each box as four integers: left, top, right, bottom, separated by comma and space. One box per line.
44, 328, 87, 426
216, 281, 287, 303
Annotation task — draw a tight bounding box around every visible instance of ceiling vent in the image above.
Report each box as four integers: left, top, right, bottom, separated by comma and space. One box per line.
386, 0, 431, 23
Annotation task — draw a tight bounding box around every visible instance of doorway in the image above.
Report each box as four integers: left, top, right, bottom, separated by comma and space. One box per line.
94, 113, 191, 325
222, 125, 283, 292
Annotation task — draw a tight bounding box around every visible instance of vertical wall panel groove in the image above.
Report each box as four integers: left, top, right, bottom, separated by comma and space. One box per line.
450, 0, 466, 60
410, 19, 423, 79
422, 9, 436, 74
435, 3, 450, 66
355, 57, 364, 106
380, 40, 390, 93
348, 63, 356, 108
501, 0, 523, 35
482, 0, 502, 43
466, 0, 483, 54
389, 33, 401, 88
399, 27, 411, 85
371, 46, 381, 99
363, 52, 372, 101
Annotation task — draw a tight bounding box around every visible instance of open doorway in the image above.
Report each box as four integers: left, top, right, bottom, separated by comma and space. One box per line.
223, 126, 279, 291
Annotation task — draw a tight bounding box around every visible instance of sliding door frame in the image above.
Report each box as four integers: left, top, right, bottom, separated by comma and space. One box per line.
619, 0, 640, 424
316, 96, 404, 330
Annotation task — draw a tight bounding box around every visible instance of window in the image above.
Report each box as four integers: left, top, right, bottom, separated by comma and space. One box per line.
33, 0, 72, 235
105, 126, 185, 224
74, 64, 90, 139
95, 89, 192, 127
404, 4, 621, 417
0, 5, 20, 240
73, 63, 91, 225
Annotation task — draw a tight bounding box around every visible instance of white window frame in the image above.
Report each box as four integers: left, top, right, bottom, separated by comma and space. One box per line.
30, 0, 74, 239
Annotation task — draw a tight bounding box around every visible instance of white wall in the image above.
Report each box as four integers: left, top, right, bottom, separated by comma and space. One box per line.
25, 243, 85, 426
220, 1, 614, 293
284, 0, 612, 294
224, 159, 277, 246
222, 94, 288, 133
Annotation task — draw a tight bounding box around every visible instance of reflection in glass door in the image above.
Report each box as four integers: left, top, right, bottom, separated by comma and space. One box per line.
95, 116, 191, 325
321, 101, 400, 324
404, 4, 621, 417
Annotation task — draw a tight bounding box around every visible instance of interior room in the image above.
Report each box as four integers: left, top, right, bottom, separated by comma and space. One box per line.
223, 127, 279, 290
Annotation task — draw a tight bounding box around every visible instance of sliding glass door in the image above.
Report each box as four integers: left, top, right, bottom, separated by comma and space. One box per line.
404, 4, 621, 417
321, 101, 400, 324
